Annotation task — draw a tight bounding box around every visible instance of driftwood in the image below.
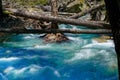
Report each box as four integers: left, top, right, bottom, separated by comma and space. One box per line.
69, 3, 105, 19
4, 8, 111, 29
0, 28, 111, 34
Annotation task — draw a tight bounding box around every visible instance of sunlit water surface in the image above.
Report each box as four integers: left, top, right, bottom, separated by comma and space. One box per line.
0, 24, 118, 80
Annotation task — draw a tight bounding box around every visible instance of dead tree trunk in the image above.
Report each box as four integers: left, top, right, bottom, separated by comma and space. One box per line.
44, 0, 68, 43
51, 0, 58, 29
104, 0, 120, 78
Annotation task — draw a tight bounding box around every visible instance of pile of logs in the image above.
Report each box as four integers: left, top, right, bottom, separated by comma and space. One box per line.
1, 2, 111, 34
0, 0, 112, 43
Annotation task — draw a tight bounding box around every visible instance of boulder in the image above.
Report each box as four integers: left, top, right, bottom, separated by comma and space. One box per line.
44, 33, 69, 43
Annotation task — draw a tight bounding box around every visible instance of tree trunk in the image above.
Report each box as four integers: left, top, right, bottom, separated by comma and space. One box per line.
51, 0, 58, 29
0, 0, 2, 18
104, 0, 120, 78
44, 0, 68, 43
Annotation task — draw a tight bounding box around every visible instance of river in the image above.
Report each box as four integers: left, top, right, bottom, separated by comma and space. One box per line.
0, 24, 118, 80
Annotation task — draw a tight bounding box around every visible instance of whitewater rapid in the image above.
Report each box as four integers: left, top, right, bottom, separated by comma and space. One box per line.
0, 24, 118, 80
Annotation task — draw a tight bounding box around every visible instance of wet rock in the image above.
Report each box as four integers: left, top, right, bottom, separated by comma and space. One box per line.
94, 35, 113, 43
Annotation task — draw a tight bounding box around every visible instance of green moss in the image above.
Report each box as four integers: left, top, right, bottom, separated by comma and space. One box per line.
66, 4, 82, 13
3, 11, 12, 14
9, 0, 48, 6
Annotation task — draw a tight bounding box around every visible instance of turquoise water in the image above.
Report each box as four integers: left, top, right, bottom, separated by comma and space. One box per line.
0, 25, 118, 80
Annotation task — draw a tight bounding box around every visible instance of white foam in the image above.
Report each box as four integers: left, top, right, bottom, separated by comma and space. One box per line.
34, 45, 51, 49
66, 40, 115, 62
24, 55, 51, 60
23, 55, 38, 59
68, 37, 80, 41
66, 49, 97, 62
4, 65, 61, 78
72, 26, 77, 30
26, 44, 51, 49
4, 65, 42, 75
23, 34, 41, 39
23, 36, 33, 39
29, 67, 39, 73
5, 50, 12, 54
4, 67, 14, 74
0, 57, 20, 62
14, 67, 28, 75
54, 70, 61, 77
82, 41, 114, 49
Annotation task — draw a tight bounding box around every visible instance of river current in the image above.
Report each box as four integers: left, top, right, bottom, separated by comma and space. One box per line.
0, 24, 118, 80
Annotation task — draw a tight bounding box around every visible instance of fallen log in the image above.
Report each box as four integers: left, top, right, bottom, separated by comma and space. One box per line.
69, 3, 105, 19
4, 8, 110, 29
0, 28, 112, 34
